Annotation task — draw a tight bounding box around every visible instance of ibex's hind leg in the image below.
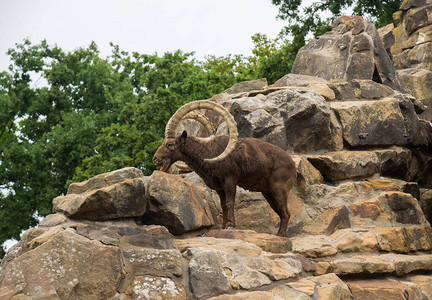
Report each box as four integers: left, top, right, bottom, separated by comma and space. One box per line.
264, 172, 295, 237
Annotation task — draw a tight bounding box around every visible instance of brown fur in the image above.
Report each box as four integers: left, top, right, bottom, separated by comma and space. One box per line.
153, 131, 306, 236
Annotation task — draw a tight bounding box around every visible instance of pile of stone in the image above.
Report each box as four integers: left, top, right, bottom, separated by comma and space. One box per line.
2, 1, 432, 299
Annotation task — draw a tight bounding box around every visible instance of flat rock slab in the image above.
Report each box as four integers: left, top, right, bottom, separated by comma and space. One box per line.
53, 178, 147, 220
205, 229, 292, 253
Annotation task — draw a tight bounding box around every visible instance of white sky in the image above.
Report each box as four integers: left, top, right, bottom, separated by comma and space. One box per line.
0, 0, 286, 71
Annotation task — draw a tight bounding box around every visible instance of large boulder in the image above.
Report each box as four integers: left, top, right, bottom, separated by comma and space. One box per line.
143, 171, 215, 234
228, 88, 336, 153
53, 177, 147, 220
0, 230, 123, 299
292, 16, 404, 92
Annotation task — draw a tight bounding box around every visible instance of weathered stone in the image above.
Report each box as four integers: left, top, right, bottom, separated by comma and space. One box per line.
224, 78, 268, 94
303, 206, 351, 235
405, 5, 432, 35
314, 273, 353, 300
409, 275, 432, 300
272, 73, 330, 88
420, 189, 432, 222
292, 155, 324, 185
332, 229, 379, 253
347, 279, 423, 299
122, 246, 183, 277
327, 81, 357, 100
0, 230, 122, 299
375, 147, 412, 180
209, 291, 274, 300
308, 151, 380, 181
38, 213, 68, 227
350, 79, 395, 99
397, 68, 432, 120
232, 188, 279, 234
306, 83, 336, 101
67, 167, 144, 195
269, 285, 310, 300
230, 97, 287, 149
204, 229, 292, 253
131, 276, 186, 300
293, 16, 404, 91
175, 237, 264, 258
385, 192, 427, 225
53, 178, 147, 220
349, 198, 392, 222
373, 226, 411, 253
394, 42, 432, 70
188, 251, 232, 298
330, 99, 410, 147
292, 236, 338, 258
143, 171, 214, 234
244, 254, 302, 281
385, 254, 432, 275
331, 255, 394, 275
229, 88, 334, 153
287, 277, 317, 296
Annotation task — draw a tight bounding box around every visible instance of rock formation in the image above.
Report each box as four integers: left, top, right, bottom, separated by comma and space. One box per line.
379, 0, 432, 120
2, 2, 432, 299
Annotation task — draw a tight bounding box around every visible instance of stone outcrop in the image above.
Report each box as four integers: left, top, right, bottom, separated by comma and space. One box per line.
2, 4, 432, 299
379, 0, 432, 120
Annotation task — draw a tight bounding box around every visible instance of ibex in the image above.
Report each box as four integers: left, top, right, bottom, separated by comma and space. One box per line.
153, 100, 306, 237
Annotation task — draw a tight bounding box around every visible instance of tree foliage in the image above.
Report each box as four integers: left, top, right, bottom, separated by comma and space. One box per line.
0, 40, 254, 257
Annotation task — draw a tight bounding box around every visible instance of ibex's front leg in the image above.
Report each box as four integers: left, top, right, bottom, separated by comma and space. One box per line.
217, 179, 236, 229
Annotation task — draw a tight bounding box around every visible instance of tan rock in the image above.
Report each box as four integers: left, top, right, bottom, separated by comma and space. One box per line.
174, 237, 263, 258
331, 255, 394, 275
409, 275, 432, 300
292, 155, 324, 185
306, 83, 336, 100
315, 273, 353, 300
347, 279, 422, 300
26, 225, 64, 250
204, 229, 292, 253
313, 261, 332, 276
383, 253, 432, 275
308, 151, 379, 181
144, 171, 214, 234
349, 197, 392, 222
38, 213, 68, 227
292, 236, 338, 258
53, 178, 147, 221
131, 276, 186, 300
360, 178, 399, 191
333, 230, 378, 253
303, 205, 351, 235
330, 99, 410, 147
67, 167, 144, 195
0, 230, 123, 299
287, 277, 317, 296
208, 291, 273, 300
373, 226, 410, 252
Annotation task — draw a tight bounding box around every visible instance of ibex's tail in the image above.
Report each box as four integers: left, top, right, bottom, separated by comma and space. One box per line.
296, 169, 307, 191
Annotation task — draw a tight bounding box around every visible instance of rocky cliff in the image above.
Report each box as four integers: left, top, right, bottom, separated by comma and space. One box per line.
2, 3, 432, 299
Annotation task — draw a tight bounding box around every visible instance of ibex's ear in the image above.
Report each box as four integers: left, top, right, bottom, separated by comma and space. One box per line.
178, 130, 187, 144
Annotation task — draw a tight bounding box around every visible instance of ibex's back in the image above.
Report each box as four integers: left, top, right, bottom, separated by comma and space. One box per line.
182, 135, 298, 193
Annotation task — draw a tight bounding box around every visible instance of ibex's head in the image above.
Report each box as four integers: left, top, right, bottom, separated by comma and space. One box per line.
153, 131, 187, 173
153, 100, 239, 173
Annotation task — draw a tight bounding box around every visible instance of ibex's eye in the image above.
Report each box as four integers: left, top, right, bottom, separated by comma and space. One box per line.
166, 142, 175, 150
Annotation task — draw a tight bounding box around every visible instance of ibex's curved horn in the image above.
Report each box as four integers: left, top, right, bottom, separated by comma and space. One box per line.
165, 100, 238, 163
182, 111, 216, 137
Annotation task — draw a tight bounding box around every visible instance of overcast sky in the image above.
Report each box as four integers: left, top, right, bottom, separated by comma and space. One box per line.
0, 0, 286, 71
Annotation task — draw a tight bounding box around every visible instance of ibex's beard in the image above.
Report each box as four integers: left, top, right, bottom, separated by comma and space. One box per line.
160, 159, 172, 173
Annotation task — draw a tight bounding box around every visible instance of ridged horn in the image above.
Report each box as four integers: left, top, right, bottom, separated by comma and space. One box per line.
182, 111, 216, 137
165, 100, 238, 163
